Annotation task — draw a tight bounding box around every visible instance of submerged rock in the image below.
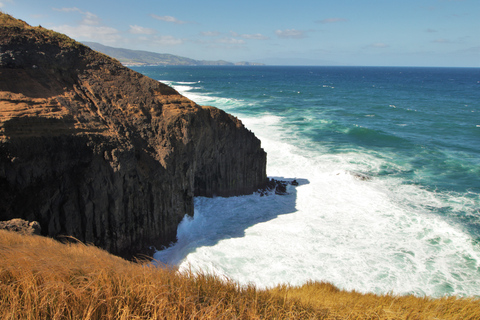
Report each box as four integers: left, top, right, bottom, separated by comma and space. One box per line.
349, 171, 372, 181
275, 182, 288, 195
0, 13, 268, 259
258, 178, 298, 196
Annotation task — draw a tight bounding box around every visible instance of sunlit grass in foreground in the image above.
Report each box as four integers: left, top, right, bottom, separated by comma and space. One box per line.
1, 230, 479, 319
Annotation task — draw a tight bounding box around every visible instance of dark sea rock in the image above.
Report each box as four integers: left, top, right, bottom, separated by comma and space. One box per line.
0, 13, 268, 259
257, 178, 298, 196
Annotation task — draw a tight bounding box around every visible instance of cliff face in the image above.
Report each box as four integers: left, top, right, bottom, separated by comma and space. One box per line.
0, 14, 267, 258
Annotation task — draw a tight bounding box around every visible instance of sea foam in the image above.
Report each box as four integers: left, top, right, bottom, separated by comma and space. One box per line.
154, 76, 480, 298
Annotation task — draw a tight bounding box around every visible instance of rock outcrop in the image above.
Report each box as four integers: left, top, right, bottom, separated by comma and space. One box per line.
0, 14, 267, 258
0, 218, 41, 235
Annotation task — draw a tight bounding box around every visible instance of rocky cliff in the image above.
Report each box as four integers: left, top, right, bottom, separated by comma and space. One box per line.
0, 13, 267, 258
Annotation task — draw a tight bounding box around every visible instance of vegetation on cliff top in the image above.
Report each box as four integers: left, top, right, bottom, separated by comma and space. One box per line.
0, 12, 83, 50
1, 230, 480, 319
0, 11, 28, 28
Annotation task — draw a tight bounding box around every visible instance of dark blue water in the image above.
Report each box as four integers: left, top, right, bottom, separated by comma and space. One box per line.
133, 66, 480, 297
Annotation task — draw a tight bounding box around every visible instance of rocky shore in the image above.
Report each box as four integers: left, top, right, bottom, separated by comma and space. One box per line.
0, 13, 268, 259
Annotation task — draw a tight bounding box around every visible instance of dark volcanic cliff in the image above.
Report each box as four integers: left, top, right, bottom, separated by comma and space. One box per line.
0, 14, 267, 258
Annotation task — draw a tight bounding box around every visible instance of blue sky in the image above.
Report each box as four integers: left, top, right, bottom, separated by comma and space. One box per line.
2, 0, 479, 67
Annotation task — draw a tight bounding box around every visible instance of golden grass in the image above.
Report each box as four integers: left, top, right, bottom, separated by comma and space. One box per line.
270, 281, 480, 319
1, 230, 479, 319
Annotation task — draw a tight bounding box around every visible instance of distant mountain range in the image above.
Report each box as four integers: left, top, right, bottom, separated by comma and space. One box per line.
83, 42, 264, 66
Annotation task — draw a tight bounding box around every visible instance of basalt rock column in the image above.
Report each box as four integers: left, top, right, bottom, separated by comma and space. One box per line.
0, 13, 267, 258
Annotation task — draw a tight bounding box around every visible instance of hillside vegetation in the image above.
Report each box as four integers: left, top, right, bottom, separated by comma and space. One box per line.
1, 230, 480, 319
0, 13, 82, 49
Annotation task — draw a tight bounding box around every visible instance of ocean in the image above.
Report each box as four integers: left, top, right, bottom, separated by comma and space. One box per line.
131, 65, 480, 297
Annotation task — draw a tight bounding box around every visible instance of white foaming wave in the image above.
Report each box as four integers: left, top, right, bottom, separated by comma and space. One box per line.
176, 85, 196, 91
205, 96, 246, 110
160, 81, 220, 106
244, 115, 401, 179
165, 81, 248, 112
158, 80, 174, 86
155, 117, 480, 297
158, 80, 198, 85
167, 83, 197, 94
159, 80, 199, 96
176, 81, 200, 85
153, 78, 480, 298
241, 114, 284, 134
172, 149, 480, 297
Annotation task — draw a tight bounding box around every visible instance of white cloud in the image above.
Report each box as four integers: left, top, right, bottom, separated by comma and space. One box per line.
366, 42, 390, 48
231, 31, 269, 40
242, 33, 269, 40
129, 25, 156, 35
50, 7, 184, 47
51, 8, 120, 43
81, 12, 101, 25
53, 7, 82, 13
53, 7, 100, 25
153, 35, 183, 46
318, 18, 348, 24
53, 24, 121, 42
217, 37, 245, 45
201, 31, 221, 37
275, 29, 307, 39
150, 14, 188, 24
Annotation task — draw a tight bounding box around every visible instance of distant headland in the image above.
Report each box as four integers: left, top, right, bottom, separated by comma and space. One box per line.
83, 42, 265, 67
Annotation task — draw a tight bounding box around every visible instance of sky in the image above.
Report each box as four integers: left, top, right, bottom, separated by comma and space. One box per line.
1, 0, 479, 67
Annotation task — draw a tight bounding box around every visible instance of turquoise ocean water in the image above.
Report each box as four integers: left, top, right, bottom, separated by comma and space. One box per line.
132, 66, 480, 297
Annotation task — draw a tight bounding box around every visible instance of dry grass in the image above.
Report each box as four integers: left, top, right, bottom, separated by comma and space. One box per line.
0, 12, 83, 49
270, 281, 480, 319
0, 230, 318, 319
1, 230, 479, 319
0, 11, 29, 28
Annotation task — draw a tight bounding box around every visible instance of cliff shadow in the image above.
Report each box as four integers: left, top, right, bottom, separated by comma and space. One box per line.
153, 177, 309, 266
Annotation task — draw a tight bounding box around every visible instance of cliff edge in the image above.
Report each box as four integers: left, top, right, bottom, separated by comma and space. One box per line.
0, 13, 267, 258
